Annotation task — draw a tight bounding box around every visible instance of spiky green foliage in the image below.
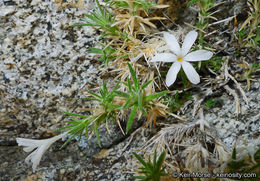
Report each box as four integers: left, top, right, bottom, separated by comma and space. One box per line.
57, 80, 121, 147
133, 150, 168, 181
204, 99, 217, 108
200, 56, 225, 72
88, 44, 116, 66
106, 0, 157, 15
72, 0, 119, 38
55, 111, 92, 148
116, 63, 168, 133
238, 0, 260, 48
164, 91, 192, 113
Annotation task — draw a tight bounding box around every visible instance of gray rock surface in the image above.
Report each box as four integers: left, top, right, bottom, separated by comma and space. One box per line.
0, 0, 100, 143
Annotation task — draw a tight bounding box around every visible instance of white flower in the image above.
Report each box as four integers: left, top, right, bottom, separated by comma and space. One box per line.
16, 132, 67, 172
151, 31, 213, 86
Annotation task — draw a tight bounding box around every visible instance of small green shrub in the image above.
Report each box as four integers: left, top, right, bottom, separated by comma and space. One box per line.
133, 150, 168, 181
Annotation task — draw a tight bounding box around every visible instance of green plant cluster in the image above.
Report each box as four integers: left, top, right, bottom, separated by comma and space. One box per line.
133, 150, 168, 181
226, 146, 260, 180
72, 0, 120, 38
72, 0, 123, 65
238, 0, 260, 48
58, 63, 167, 147
105, 0, 157, 15
200, 56, 225, 72
187, 0, 215, 48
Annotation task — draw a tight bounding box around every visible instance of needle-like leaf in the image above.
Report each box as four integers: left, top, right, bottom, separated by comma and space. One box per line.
127, 63, 139, 89
126, 105, 138, 134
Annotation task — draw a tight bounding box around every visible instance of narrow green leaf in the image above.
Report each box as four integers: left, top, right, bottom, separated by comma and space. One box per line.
127, 63, 139, 89
60, 126, 83, 149
112, 80, 121, 93
122, 82, 128, 87
126, 105, 138, 134
102, 80, 108, 94
84, 97, 100, 101
88, 91, 102, 99
94, 122, 101, 147
64, 120, 79, 124
122, 98, 132, 109
137, 90, 144, 113
96, 0, 104, 16
153, 150, 157, 168
133, 152, 147, 167
232, 146, 237, 160
62, 111, 89, 118
132, 176, 146, 179
54, 125, 75, 132
99, 89, 105, 98
88, 47, 103, 54
115, 91, 130, 98
157, 151, 166, 171
144, 91, 168, 103
71, 23, 94, 27
141, 80, 152, 89
127, 78, 133, 93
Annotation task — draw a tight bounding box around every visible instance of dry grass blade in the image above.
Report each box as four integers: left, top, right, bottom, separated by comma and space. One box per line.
224, 85, 241, 116
192, 88, 212, 117
195, 108, 209, 132
143, 123, 195, 155
111, 0, 168, 35
223, 61, 249, 106
182, 142, 210, 172
214, 140, 231, 172
141, 121, 230, 174
114, 13, 159, 35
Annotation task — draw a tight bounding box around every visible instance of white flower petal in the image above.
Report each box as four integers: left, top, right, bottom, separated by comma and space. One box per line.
23, 146, 36, 152
164, 32, 181, 55
31, 147, 46, 172
182, 31, 198, 56
182, 61, 200, 84
25, 150, 37, 164
16, 132, 68, 172
184, 50, 213, 62
166, 62, 181, 86
151, 53, 177, 62
16, 138, 39, 147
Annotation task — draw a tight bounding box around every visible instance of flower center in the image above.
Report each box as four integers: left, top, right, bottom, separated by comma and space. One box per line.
177, 56, 183, 62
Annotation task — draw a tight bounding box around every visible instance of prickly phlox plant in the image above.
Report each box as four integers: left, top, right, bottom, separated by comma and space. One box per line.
15, 1, 259, 178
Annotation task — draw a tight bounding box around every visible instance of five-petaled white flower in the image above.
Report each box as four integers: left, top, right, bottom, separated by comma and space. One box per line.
151, 31, 213, 86
16, 132, 67, 172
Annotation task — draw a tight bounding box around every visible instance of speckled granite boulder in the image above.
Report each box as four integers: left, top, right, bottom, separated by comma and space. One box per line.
0, 0, 102, 143
0, 1, 144, 180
